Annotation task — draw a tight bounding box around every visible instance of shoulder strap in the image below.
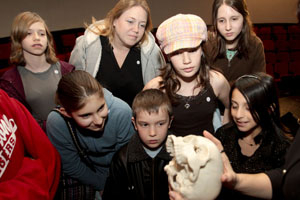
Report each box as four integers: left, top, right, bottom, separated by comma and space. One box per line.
66, 120, 96, 172
52, 109, 96, 172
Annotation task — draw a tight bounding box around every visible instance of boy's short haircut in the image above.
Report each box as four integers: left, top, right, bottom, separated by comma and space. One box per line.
132, 89, 172, 118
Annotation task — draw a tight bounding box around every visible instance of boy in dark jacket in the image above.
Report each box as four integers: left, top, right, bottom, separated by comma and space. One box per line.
102, 89, 173, 200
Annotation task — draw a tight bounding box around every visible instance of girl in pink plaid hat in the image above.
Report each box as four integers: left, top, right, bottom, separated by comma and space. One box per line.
205, 0, 266, 85
169, 2, 300, 200
144, 14, 230, 137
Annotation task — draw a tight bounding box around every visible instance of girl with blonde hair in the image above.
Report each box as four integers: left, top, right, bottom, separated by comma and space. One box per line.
69, 0, 165, 106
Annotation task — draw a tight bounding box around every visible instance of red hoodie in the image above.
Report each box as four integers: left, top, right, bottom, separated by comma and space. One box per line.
0, 89, 61, 199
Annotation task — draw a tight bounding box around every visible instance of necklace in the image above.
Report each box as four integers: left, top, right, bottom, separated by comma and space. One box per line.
183, 96, 194, 109
184, 102, 190, 109
240, 138, 255, 146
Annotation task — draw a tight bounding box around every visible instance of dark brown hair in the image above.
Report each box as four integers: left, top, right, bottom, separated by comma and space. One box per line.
298, 0, 300, 21
159, 46, 211, 105
210, 0, 255, 62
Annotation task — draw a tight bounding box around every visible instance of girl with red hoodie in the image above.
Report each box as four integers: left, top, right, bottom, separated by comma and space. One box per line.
0, 89, 61, 199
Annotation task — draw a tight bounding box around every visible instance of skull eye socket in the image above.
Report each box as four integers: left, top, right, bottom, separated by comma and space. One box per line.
172, 175, 177, 182
194, 146, 200, 153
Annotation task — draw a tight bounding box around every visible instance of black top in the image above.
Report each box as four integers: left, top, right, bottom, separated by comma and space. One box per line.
170, 83, 217, 136
102, 133, 171, 200
96, 36, 144, 106
215, 122, 290, 200
266, 128, 300, 200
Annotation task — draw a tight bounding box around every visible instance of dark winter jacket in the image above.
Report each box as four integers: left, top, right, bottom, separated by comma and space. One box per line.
102, 133, 171, 200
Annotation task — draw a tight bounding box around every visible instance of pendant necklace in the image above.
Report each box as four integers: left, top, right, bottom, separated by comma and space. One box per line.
184, 101, 190, 109
241, 138, 255, 146
184, 96, 193, 109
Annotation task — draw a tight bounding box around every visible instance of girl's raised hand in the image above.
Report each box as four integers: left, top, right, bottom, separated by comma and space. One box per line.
169, 190, 186, 200
203, 130, 238, 189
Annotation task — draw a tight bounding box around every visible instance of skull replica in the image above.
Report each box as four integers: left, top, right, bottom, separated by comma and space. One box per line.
165, 135, 223, 200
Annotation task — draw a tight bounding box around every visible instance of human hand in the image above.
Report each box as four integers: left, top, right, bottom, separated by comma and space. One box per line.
169, 190, 186, 200
203, 130, 237, 189
143, 76, 163, 90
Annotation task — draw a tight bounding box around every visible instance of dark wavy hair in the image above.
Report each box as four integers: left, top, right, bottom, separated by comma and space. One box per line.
210, 0, 255, 62
158, 45, 211, 105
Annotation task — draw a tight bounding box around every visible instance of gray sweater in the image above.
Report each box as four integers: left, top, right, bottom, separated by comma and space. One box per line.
69, 20, 166, 85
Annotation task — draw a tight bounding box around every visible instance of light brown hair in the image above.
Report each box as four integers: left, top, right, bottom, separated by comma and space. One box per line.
10, 11, 58, 66
132, 89, 172, 119
56, 70, 104, 113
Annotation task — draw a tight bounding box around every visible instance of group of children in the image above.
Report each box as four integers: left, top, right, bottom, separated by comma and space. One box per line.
0, 0, 293, 199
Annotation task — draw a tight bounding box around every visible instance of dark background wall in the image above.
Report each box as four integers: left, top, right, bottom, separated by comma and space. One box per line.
0, 0, 298, 38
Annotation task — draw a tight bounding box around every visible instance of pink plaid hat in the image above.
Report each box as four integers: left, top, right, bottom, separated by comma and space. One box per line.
156, 14, 207, 55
